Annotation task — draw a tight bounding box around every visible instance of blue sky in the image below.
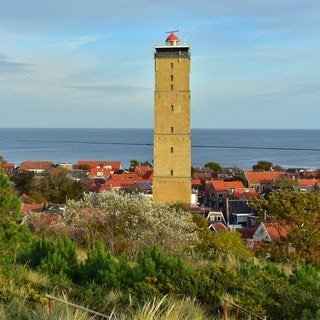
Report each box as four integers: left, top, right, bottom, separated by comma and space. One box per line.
0, 0, 319, 129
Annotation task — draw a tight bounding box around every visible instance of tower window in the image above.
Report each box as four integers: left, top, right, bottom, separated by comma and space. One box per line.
171, 127, 174, 133
170, 147, 174, 153
170, 75, 174, 81
170, 170, 174, 176
171, 84, 174, 91
170, 63, 174, 69
171, 105, 174, 111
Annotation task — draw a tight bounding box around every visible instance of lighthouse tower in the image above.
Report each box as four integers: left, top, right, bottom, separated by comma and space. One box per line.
153, 32, 191, 206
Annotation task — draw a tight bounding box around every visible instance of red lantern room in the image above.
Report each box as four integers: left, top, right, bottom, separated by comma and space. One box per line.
166, 32, 180, 46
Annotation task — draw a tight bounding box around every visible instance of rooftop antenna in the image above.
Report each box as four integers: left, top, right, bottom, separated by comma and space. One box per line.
165, 30, 180, 34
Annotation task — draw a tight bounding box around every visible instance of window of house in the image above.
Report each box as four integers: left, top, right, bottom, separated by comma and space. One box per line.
170, 63, 174, 69
217, 216, 221, 221
170, 75, 174, 81
170, 147, 174, 153
171, 104, 174, 111
171, 84, 174, 90
171, 127, 174, 133
170, 170, 173, 176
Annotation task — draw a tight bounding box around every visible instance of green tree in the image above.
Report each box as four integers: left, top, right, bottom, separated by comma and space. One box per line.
193, 214, 251, 259
0, 154, 7, 166
204, 162, 222, 172
273, 176, 299, 189
0, 169, 21, 221
251, 190, 320, 263
252, 161, 273, 171
129, 159, 140, 171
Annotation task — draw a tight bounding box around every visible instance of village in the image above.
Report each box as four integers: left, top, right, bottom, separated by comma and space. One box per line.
2, 158, 320, 253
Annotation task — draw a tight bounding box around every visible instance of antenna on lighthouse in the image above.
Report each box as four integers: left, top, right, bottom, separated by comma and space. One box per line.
165, 30, 180, 34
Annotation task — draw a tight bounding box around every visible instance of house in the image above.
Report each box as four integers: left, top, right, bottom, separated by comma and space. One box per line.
21, 203, 44, 214
232, 188, 260, 200
253, 222, 288, 242
77, 161, 122, 172
207, 180, 244, 209
98, 173, 143, 192
89, 167, 112, 179
209, 222, 228, 233
228, 200, 258, 227
298, 178, 320, 187
0, 162, 14, 174
244, 171, 286, 191
206, 211, 227, 225
18, 161, 55, 173
134, 165, 153, 177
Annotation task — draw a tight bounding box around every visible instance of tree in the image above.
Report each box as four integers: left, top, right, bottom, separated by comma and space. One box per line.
0, 154, 7, 166
252, 161, 273, 171
193, 214, 251, 259
251, 190, 320, 263
129, 159, 140, 171
273, 177, 299, 189
0, 169, 21, 221
204, 162, 222, 172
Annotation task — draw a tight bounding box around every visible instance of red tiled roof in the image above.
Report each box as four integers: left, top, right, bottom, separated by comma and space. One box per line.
211, 222, 228, 231
110, 173, 141, 181
1, 163, 14, 172
244, 171, 285, 185
264, 223, 288, 242
233, 188, 260, 200
142, 170, 153, 181
22, 203, 44, 213
19, 161, 54, 171
210, 180, 244, 192
134, 165, 152, 177
166, 32, 180, 42
89, 167, 112, 177
298, 179, 320, 186
192, 179, 201, 185
77, 161, 121, 171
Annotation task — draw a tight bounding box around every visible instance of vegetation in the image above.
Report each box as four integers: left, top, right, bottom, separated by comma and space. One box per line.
1, 167, 320, 319
11, 168, 85, 203
204, 162, 222, 172
251, 190, 320, 264
252, 160, 273, 171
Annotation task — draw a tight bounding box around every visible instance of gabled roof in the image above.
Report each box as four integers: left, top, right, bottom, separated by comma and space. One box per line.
77, 161, 121, 171
209, 222, 228, 232
209, 180, 244, 192
19, 161, 54, 171
166, 32, 180, 42
298, 179, 320, 186
22, 203, 44, 214
89, 167, 112, 177
264, 223, 288, 242
233, 188, 260, 200
244, 171, 285, 185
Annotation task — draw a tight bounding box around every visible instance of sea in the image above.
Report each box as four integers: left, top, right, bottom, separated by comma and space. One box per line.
0, 128, 319, 170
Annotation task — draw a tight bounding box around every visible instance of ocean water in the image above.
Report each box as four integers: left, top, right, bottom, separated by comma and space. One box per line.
0, 128, 319, 169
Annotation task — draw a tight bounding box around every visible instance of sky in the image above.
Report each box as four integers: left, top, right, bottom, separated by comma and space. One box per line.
0, 0, 319, 129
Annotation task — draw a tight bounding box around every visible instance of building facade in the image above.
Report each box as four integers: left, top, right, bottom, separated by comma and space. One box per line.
153, 32, 191, 206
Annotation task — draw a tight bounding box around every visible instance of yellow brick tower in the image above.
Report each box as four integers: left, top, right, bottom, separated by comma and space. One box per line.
153, 32, 191, 206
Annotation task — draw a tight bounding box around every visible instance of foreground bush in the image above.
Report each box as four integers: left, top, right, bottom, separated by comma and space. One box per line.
66, 192, 196, 257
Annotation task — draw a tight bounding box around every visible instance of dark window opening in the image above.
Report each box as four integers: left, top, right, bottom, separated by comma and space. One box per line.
171, 105, 174, 111
170, 170, 174, 176
171, 127, 174, 133
170, 147, 174, 153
